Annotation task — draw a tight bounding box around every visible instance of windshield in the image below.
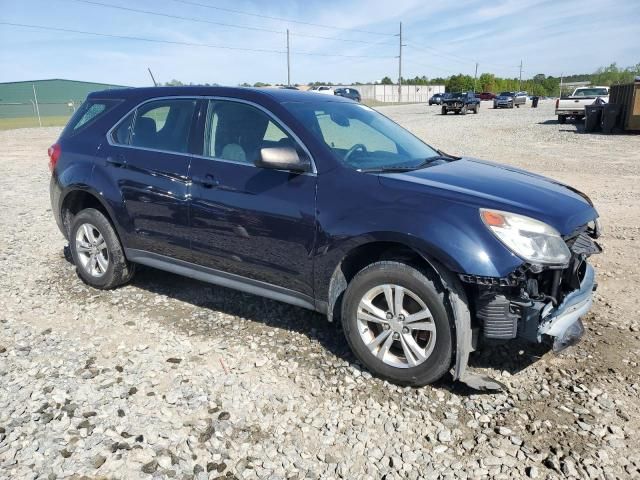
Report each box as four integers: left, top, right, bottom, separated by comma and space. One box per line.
574, 88, 608, 97
449, 92, 465, 98
284, 101, 440, 170
499, 92, 513, 97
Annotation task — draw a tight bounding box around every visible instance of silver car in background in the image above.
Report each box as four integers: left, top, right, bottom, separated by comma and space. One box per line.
493, 91, 527, 109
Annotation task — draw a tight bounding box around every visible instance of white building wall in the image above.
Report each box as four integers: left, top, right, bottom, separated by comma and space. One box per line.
334, 84, 446, 103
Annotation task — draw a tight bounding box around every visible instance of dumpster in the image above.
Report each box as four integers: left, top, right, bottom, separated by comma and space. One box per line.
584, 105, 603, 132
601, 104, 621, 134
531, 96, 539, 108
609, 81, 640, 132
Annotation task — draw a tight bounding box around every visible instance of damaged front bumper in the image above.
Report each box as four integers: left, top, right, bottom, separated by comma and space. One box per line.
450, 224, 601, 391
537, 263, 595, 351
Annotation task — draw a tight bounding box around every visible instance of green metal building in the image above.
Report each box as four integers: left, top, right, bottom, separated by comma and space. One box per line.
0, 79, 128, 120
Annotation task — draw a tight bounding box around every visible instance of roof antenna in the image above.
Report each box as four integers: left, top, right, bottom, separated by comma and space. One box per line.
147, 67, 158, 87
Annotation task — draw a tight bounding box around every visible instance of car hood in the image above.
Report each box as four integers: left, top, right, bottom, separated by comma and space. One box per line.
378, 158, 597, 235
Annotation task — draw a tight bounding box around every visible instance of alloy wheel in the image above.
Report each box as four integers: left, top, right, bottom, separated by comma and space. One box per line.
357, 284, 436, 368
75, 223, 109, 277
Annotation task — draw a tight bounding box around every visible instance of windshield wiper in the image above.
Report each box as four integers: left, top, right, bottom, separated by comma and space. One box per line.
358, 156, 450, 173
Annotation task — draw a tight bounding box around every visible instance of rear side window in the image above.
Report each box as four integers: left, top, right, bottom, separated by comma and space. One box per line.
130, 99, 196, 153
61, 99, 120, 137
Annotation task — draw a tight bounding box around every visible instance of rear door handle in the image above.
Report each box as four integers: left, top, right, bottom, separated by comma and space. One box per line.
105, 155, 126, 168
192, 174, 218, 188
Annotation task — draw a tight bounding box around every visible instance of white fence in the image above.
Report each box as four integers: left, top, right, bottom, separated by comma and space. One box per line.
334, 84, 446, 103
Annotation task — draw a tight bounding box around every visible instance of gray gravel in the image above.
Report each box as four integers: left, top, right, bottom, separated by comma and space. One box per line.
1, 102, 640, 479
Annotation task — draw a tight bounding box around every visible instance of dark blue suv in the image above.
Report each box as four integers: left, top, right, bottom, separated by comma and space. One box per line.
49, 86, 601, 389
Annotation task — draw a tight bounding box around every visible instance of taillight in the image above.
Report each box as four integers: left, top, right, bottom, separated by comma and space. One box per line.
48, 143, 61, 172
555, 98, 559, 109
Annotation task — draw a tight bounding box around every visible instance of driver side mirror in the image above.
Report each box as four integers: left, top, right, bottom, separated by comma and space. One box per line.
255, 147, 311, 173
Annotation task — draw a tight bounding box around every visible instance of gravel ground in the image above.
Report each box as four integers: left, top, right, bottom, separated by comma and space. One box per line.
1, 101, 639, 479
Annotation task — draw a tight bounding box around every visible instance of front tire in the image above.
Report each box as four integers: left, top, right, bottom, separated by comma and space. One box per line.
69, 208, 135, 289
441, 107, 447, 115
341, 261, 454, 386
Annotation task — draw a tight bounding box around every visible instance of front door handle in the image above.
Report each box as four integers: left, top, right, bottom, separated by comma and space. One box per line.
105, 155, 126, 168
192, 174, 218, 188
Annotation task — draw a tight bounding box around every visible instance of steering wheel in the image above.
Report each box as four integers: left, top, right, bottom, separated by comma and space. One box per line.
343, 143, 368, 164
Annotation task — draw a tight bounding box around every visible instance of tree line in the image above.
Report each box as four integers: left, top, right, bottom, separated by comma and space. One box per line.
160, 62, 638, 96
379, 62, 639, 96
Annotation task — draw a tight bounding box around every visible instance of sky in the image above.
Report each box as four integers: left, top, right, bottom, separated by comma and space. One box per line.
0, 0, 638, 87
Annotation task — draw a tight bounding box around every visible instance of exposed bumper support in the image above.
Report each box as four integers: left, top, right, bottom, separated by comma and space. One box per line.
538, 263, 595, 350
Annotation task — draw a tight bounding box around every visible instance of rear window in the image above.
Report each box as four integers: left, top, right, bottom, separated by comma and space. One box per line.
61, 99, 120, 138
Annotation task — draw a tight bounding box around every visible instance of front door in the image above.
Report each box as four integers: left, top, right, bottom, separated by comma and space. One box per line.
189, 99, 317, 298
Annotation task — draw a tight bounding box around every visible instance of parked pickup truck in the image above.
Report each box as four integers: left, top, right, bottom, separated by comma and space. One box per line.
441, 92, 480, 115
555, 86, 609, 124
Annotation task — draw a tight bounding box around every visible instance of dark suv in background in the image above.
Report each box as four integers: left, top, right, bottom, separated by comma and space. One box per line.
428, 93, 445, 105
50, 86, 600, 390
334, 87, 361, 102
441, 92, 480, 115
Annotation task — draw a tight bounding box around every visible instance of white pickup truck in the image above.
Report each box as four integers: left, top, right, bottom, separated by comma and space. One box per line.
555, 86, 609, 124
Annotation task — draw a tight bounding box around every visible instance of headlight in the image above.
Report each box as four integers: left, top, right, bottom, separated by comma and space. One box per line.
480, 209, 571, 265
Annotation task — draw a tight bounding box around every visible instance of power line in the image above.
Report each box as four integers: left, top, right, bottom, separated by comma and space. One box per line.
0, 21, 284, 53
0, 21, 395, 59
400, 55, 459, 75
67, 0, 283, 34
166, 0, 395, 37
405, 42, 520, 71
66, 0, 394, 45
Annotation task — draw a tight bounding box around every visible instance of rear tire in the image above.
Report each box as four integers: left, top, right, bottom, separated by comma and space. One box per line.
69, 208, 135, 289
558, 115, 566, 124
341, 261, 454, 386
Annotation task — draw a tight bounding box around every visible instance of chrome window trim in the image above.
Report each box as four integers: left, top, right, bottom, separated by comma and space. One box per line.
105, 95, 317, 175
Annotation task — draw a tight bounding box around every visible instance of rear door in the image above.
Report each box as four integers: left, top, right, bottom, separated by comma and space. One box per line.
188, 98, 317, 297
103, 97, 198, 260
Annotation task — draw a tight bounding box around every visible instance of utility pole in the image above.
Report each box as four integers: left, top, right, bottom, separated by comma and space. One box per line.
474, 62, 478, 93
397, 22, 402, 103
147, 67, 158, 87
559, 72, 563, 98
518, 60, 523, 91
286, 29, 291, 86
32, 84, 41, 127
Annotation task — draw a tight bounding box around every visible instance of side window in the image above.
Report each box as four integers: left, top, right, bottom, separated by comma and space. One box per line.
131, 99, 196, 153
61, 99, 120, 138
111, 113, 133, 145
205, 100, 297, 164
